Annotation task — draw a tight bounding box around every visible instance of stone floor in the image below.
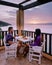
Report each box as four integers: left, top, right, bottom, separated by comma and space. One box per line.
0, 50, 52, 65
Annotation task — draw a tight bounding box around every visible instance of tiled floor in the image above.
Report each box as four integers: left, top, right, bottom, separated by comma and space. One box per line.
0, 50, 52, 65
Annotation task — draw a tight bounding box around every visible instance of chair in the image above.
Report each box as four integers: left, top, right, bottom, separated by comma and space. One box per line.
29, 42, 44, 64
3, 36, 17, 59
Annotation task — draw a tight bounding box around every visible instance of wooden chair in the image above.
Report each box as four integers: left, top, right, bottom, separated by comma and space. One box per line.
29, 42, 44, 64
3, 36, 17, 59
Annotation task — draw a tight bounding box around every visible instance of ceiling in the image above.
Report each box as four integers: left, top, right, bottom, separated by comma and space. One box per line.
2, 0, 37, 5
0, 0, 52, 10
2, 0, 26, 4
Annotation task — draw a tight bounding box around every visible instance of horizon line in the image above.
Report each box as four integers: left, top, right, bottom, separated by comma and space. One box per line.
25, 23, 52, 25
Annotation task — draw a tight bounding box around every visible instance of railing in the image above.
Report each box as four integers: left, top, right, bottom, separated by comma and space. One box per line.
21, 30, 52, 56
0, 30, 18, 46
0, 30, 52, 56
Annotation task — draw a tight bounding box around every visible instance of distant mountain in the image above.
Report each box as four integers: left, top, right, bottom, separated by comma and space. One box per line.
47, 23, 52, 25
25, 23, 52, 25
0, 21, 11, 27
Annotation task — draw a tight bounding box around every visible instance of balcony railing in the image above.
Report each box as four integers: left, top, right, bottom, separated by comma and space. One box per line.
21, 30, 52, 56
0, 30, 52, 56
0, 30, 18, 46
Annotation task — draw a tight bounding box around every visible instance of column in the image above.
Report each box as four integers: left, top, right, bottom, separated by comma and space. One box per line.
16, 9, 24, 35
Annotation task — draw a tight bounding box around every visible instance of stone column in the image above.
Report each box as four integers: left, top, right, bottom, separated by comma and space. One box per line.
16, 9, 24, 35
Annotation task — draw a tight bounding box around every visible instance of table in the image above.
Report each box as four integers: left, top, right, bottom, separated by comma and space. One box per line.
15, 36, 34, 56
15, 36, 34, 43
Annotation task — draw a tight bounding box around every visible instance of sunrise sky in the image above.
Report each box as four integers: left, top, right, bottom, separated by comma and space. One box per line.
0, 0, 52, 26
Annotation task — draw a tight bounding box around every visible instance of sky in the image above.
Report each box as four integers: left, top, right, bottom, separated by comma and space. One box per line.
24, 2, 52, 24
0, 0, 52, 26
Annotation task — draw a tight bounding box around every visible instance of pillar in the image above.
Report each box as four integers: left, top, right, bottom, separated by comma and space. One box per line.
16, 9, 24, 35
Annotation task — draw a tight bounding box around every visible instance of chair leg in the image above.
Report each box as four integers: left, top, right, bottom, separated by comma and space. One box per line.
29, 54, 32, 62
38, 56, 41, 64
15, 53, 16, 58
5, 53, 8, 60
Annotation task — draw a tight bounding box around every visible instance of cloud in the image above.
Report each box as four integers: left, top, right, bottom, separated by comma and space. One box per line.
24, 2, 52, 24
0, 1, 52, 25
0, 5, 18, 20
0, 5, 17, 26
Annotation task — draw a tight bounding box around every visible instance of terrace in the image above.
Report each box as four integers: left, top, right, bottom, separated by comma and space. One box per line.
0, 0, 52, 65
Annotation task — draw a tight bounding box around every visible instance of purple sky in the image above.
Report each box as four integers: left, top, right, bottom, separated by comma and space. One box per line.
0, 1, 52, 25
24, 2, 52, 24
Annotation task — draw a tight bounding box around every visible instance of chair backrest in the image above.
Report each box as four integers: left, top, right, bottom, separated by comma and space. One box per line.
33, 46, 42, 53
41, 42, 44, 51
41, 42, 44, 47
29, 42, 44, 53
3, 35, 8, 48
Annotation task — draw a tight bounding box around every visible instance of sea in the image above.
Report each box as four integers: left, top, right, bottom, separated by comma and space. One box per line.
0, 24, 52, 34
24, 24, 52, 34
